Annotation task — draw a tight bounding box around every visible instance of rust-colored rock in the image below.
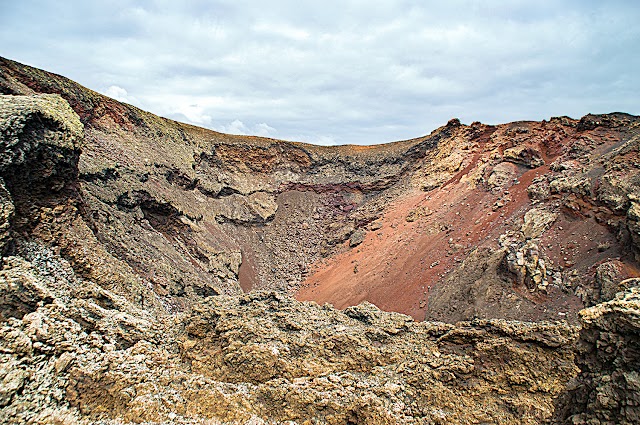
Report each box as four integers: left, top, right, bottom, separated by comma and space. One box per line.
1, 57, 640, 424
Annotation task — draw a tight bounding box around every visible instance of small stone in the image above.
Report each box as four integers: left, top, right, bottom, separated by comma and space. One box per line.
0, 366, 27, 407
54, 352, 75, 373
349, 229, 366, 247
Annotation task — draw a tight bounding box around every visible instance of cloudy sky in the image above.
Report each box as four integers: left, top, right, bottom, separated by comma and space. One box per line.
1, 1, 639, 145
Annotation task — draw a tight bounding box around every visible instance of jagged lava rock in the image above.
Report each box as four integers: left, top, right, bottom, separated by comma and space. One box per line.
1, 57, 640, 424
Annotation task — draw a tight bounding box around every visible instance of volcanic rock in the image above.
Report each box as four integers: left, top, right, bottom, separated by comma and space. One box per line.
1, 56, 640, 424
553, 286, 640, 424
0, 247, 580, 424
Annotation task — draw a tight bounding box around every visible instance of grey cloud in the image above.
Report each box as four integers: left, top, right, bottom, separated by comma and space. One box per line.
1, 1, 639, 144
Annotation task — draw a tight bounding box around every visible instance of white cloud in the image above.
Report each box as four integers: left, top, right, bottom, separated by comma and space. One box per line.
254, 123, 277, 137
214, 120, 277, 138
179, 105, 213, 127
102, 85, 130, 102
307, 135, 336, 146
253, 22, 310, 41
1, 1, 639, 145
100, 85, 145, 109
217, 119, 250, 134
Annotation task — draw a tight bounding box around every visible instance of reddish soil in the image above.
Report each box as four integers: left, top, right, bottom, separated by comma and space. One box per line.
238, 248, 259, 292
297, 121, 640, 321
297, 165, 540, 320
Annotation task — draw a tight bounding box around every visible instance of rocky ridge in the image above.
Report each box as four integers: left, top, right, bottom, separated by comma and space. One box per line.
3, 57, 640, 323
551, 284, 640, 424
1, 57, 443, 313
0, 58, 640, 424
0, 241, 580, 424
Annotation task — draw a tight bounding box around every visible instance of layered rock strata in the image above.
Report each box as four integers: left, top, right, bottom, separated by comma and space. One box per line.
1, 58, 640, 424
2, 57, 640, 323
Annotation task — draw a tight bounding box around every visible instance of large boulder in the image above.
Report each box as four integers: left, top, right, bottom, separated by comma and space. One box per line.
554, 286, 640, 424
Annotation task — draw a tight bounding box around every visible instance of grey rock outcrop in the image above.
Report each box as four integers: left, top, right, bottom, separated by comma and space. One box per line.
553, 286, 640, 424
1, 58, 640, 424
1, 245, 580, 424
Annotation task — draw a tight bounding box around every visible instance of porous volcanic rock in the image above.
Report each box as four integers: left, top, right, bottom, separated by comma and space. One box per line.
553, 285, 640, 424
1, 58, 640, 424
1, 244, 579, 424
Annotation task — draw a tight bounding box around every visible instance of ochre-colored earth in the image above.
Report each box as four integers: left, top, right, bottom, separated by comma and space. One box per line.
1, 57, 640, 424
299, 118, 640, 323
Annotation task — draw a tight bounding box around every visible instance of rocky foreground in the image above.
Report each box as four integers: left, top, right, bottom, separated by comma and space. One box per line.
2, 244, 639, 424
0, 243, 578, 424
0, 59, 640, 424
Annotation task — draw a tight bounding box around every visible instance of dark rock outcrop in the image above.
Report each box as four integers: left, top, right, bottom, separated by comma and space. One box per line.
0, 243, 579, 424
1, 58, 640, 424
553, 286, 640, 424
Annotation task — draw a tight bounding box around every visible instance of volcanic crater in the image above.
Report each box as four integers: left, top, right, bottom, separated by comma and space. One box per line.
1, 57, 640, 424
